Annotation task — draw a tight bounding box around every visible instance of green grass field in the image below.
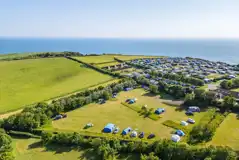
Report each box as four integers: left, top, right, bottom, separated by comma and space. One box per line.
50, 89, 205, 140
232, 88, 239, 92
12, 138, 98, 160
209, 113, 239, 150
12, 137, 139, 160
96, 61, 120, 67
0, 58, 113, 113
74, 55, 163, 64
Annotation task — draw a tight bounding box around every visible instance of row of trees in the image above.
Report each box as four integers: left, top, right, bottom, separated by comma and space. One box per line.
0, 131, 14, 160
220, 78, 239, 89
2, 51, 83, 61
41, 132, 238, 160
2, 79, 137, 132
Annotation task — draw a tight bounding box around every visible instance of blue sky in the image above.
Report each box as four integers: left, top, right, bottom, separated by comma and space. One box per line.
1, 0, 239, 38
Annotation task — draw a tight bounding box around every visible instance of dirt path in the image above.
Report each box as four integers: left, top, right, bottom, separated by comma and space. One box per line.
0, 109, 23, 119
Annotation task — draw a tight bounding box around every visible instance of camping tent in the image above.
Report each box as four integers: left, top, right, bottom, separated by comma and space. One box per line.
131, 131, 138, 137
175, 130, 185, 137
103, 123, 115, 133
122, 127, 132, 135
155, 108, 165, 114
171, 134, 181, 142
181, 121, 188, 126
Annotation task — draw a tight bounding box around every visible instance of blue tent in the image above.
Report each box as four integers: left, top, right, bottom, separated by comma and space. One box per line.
155, 108, 165, 114
103, 123, 115, 133
122, 127, 132, 135
175, 130, 185, 137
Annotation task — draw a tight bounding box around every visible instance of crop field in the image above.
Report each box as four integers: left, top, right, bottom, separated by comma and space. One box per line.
96, 61, 120, 68
51, 89, 206, 140
209, 113, 239, 150
0, 58, 113, 113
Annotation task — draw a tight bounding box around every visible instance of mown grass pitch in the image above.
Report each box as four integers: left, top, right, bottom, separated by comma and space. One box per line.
209, 113, 239, 150
0, 58, 113, 113
51, 89, 206, 140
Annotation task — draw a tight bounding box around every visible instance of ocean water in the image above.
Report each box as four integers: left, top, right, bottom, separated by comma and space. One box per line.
0, 38, 239, 64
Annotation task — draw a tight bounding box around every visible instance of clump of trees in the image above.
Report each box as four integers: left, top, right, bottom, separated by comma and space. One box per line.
135, 76, 193, 98
2, 79, 137, 132
220, 78, 239, 89
184, 89, 238, 111
41, 132, 238, 160
0, 132, 14, 160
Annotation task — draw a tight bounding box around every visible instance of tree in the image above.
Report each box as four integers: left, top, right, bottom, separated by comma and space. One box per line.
141, 152, 159, 160
149, 85, 158, 94
223, 96, 236, 111
102, 91, 110, 100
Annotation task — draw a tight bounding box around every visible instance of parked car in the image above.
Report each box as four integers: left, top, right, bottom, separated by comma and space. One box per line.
139, 132, 145, 138
147, 134, 155, 139
185, 111, 194, 116
187, 118, 195, 124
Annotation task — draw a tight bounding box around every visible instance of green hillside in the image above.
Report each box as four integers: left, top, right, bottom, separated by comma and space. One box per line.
0, 58, 113, 113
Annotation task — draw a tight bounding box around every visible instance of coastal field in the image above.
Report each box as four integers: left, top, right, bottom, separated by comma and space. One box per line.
0, 58, 113, 113
50, 89, 206, 140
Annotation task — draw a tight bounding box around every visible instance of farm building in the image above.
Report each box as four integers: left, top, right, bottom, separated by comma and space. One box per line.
103, 123, 115, 133
171, 134, 181, 142
122, 127, 132, 135
155, 108, 165, 114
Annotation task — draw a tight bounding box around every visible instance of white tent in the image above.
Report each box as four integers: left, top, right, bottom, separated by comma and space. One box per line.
171, 134, 181, 142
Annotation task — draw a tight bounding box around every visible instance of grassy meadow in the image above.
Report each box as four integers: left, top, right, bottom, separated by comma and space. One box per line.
50, 89, 206, 140
0, 58, 113, 113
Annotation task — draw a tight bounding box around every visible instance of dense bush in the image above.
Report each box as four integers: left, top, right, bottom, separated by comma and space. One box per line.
0, 132, 14, 160
2, 79, 137, 132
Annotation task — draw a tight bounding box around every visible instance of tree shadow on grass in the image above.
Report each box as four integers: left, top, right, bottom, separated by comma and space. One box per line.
79, 148, 100, 160
142, 92, 157, 97
28, 141, 43, 150
43, 144, 75, 154
118, 153, 140, 160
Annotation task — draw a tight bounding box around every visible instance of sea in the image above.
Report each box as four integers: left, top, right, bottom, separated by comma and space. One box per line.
0, 38, 239, 64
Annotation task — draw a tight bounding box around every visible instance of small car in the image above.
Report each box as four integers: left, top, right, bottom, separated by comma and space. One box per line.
147, 134, 155, 139
185, 111, 194, 116
187, 118, 195, 124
